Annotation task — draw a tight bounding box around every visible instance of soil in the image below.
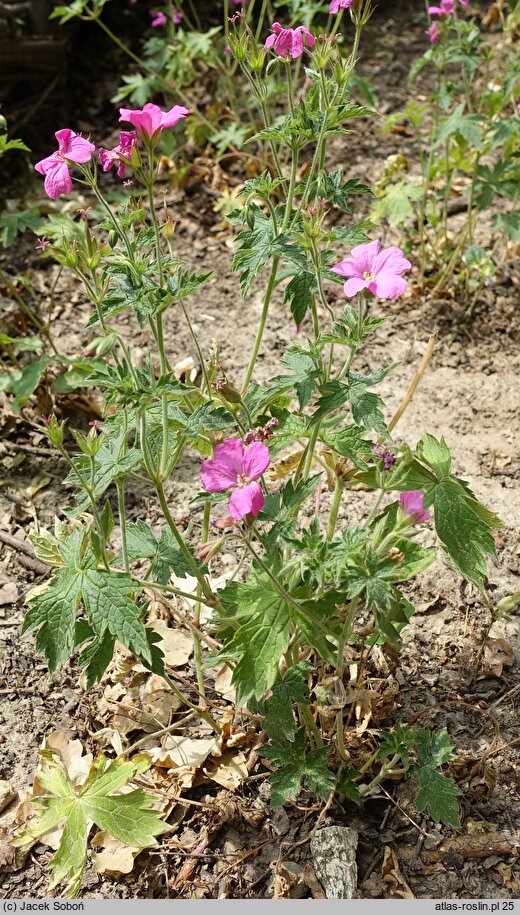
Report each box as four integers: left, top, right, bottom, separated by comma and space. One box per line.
1, 0, 519, 901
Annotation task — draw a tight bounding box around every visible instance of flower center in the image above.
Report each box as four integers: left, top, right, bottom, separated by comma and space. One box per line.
236, 473, 250, 487
363, 271, 376, 281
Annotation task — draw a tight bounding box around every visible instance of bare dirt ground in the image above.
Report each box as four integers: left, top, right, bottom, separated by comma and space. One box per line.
1, 1, 519, 900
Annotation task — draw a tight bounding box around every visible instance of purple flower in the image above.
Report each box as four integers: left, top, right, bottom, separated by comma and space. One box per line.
372, 444, 396, 471
426, 22, 440, 42
332, 240, 411, 300
428, 0, 454, 13
329, 0, 353, 11
98, 130, 138, 179
34, 129, 95, 199
264, 22, 316, 59
149, 9, 167, 26
119, 103, 189, 141
200, 438, 270, 520
399, 490, 431, 523
172, 10, 183, 23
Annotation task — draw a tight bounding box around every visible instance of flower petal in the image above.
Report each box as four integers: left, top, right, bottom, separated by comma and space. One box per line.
34, 152, 60, 175
343, 276, 368, 297
372, 245, 411, 276
242, 441, 270, 480
43, 161, 72, 198
228, 482, 264, 520
160, 105, 189, 128
331, 257, 357, 278
369, 273, 408, 299
65, 134, 96, 163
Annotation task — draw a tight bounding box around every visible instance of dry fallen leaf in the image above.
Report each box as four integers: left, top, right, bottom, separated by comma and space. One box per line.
25, 471, 52, 499
382, 847, 415, 899
91, 831, 140, 876
203, 751, 248, 790
100, 674, 181, 736
0, 782, 16, 816
0, 583, 18, 607
482, 638, 515, 678
148, 619, 193, 667
150, 735, 220, 770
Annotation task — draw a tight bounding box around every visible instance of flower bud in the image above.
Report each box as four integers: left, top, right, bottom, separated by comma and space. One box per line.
41, 414, 65, 448
108, 229, 119, 249
215, 381, 242, 404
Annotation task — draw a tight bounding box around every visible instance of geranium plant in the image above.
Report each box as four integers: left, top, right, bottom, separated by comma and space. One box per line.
22, 0, 503, 894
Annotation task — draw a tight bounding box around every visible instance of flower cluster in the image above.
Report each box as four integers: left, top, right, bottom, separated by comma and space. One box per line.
149, 9, 183, 26
372, 444, 396, 471
34, 104, 189, 199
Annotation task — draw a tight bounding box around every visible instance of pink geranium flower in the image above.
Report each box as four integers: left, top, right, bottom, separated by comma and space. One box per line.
399, 490, 431, 523
329, 0, 353, 12
98, 130, 138, 179
34, 129, 95, 199
149, 9, 167, 26
119, 103, 189, 141
172, 11, 183, 23
200, 438, 270, 520
426, 21, 440, 42
428, 0, 454, 14
332, 240, 411, 300
264, 22, 316, 59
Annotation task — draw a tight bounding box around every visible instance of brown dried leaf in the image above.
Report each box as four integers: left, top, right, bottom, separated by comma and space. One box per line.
203, 751, 248, 790
382, 847, 415, 899
91, 832, 140, 876
482, 638, 515, 678
148, 619, 193, 667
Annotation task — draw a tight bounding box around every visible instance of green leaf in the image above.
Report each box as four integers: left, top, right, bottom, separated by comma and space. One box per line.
416, 433, 452, 478
320, 423, 372, 470
215, 573, 293, 706
262, 730, 334, 807
0, 209, 43, 247
231, 206, 306, 296
65, 434, 143, 512
272, 352, 319, 410
431, 479, 498, 587
23, 570, 83, 674
15, 753, 168, 897
283, 270, 317, 328
415, 767, 461, 827
82, 570, 151, 663
124, 520, 201, 584
262, 663, 311, 743
434, 103, 483, 150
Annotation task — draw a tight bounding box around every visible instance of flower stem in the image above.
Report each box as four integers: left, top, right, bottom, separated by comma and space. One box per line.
326, 479, 343, 541
116, 480, 130, 573
241, 256, 279, 394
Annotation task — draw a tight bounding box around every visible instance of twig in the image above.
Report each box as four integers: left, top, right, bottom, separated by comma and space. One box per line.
2, 441, 63, 459
383, 330, 438, 439
0, 529, 49, 575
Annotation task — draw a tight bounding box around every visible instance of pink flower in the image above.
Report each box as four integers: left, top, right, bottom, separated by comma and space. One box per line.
149, 9, 167, 26
428, 0, 454, 14
399, 490, 431, 523
119, 103, 189, 141
264, 22, 315, 59
98, 130, 138, 179
172, 10, 183, 23
224, 44, 231, 55
426, 21, 440, 42
200, 438, 270, 520
332, 240, 411, 300
34, 129, 95, 199
329, 0, 353, 12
